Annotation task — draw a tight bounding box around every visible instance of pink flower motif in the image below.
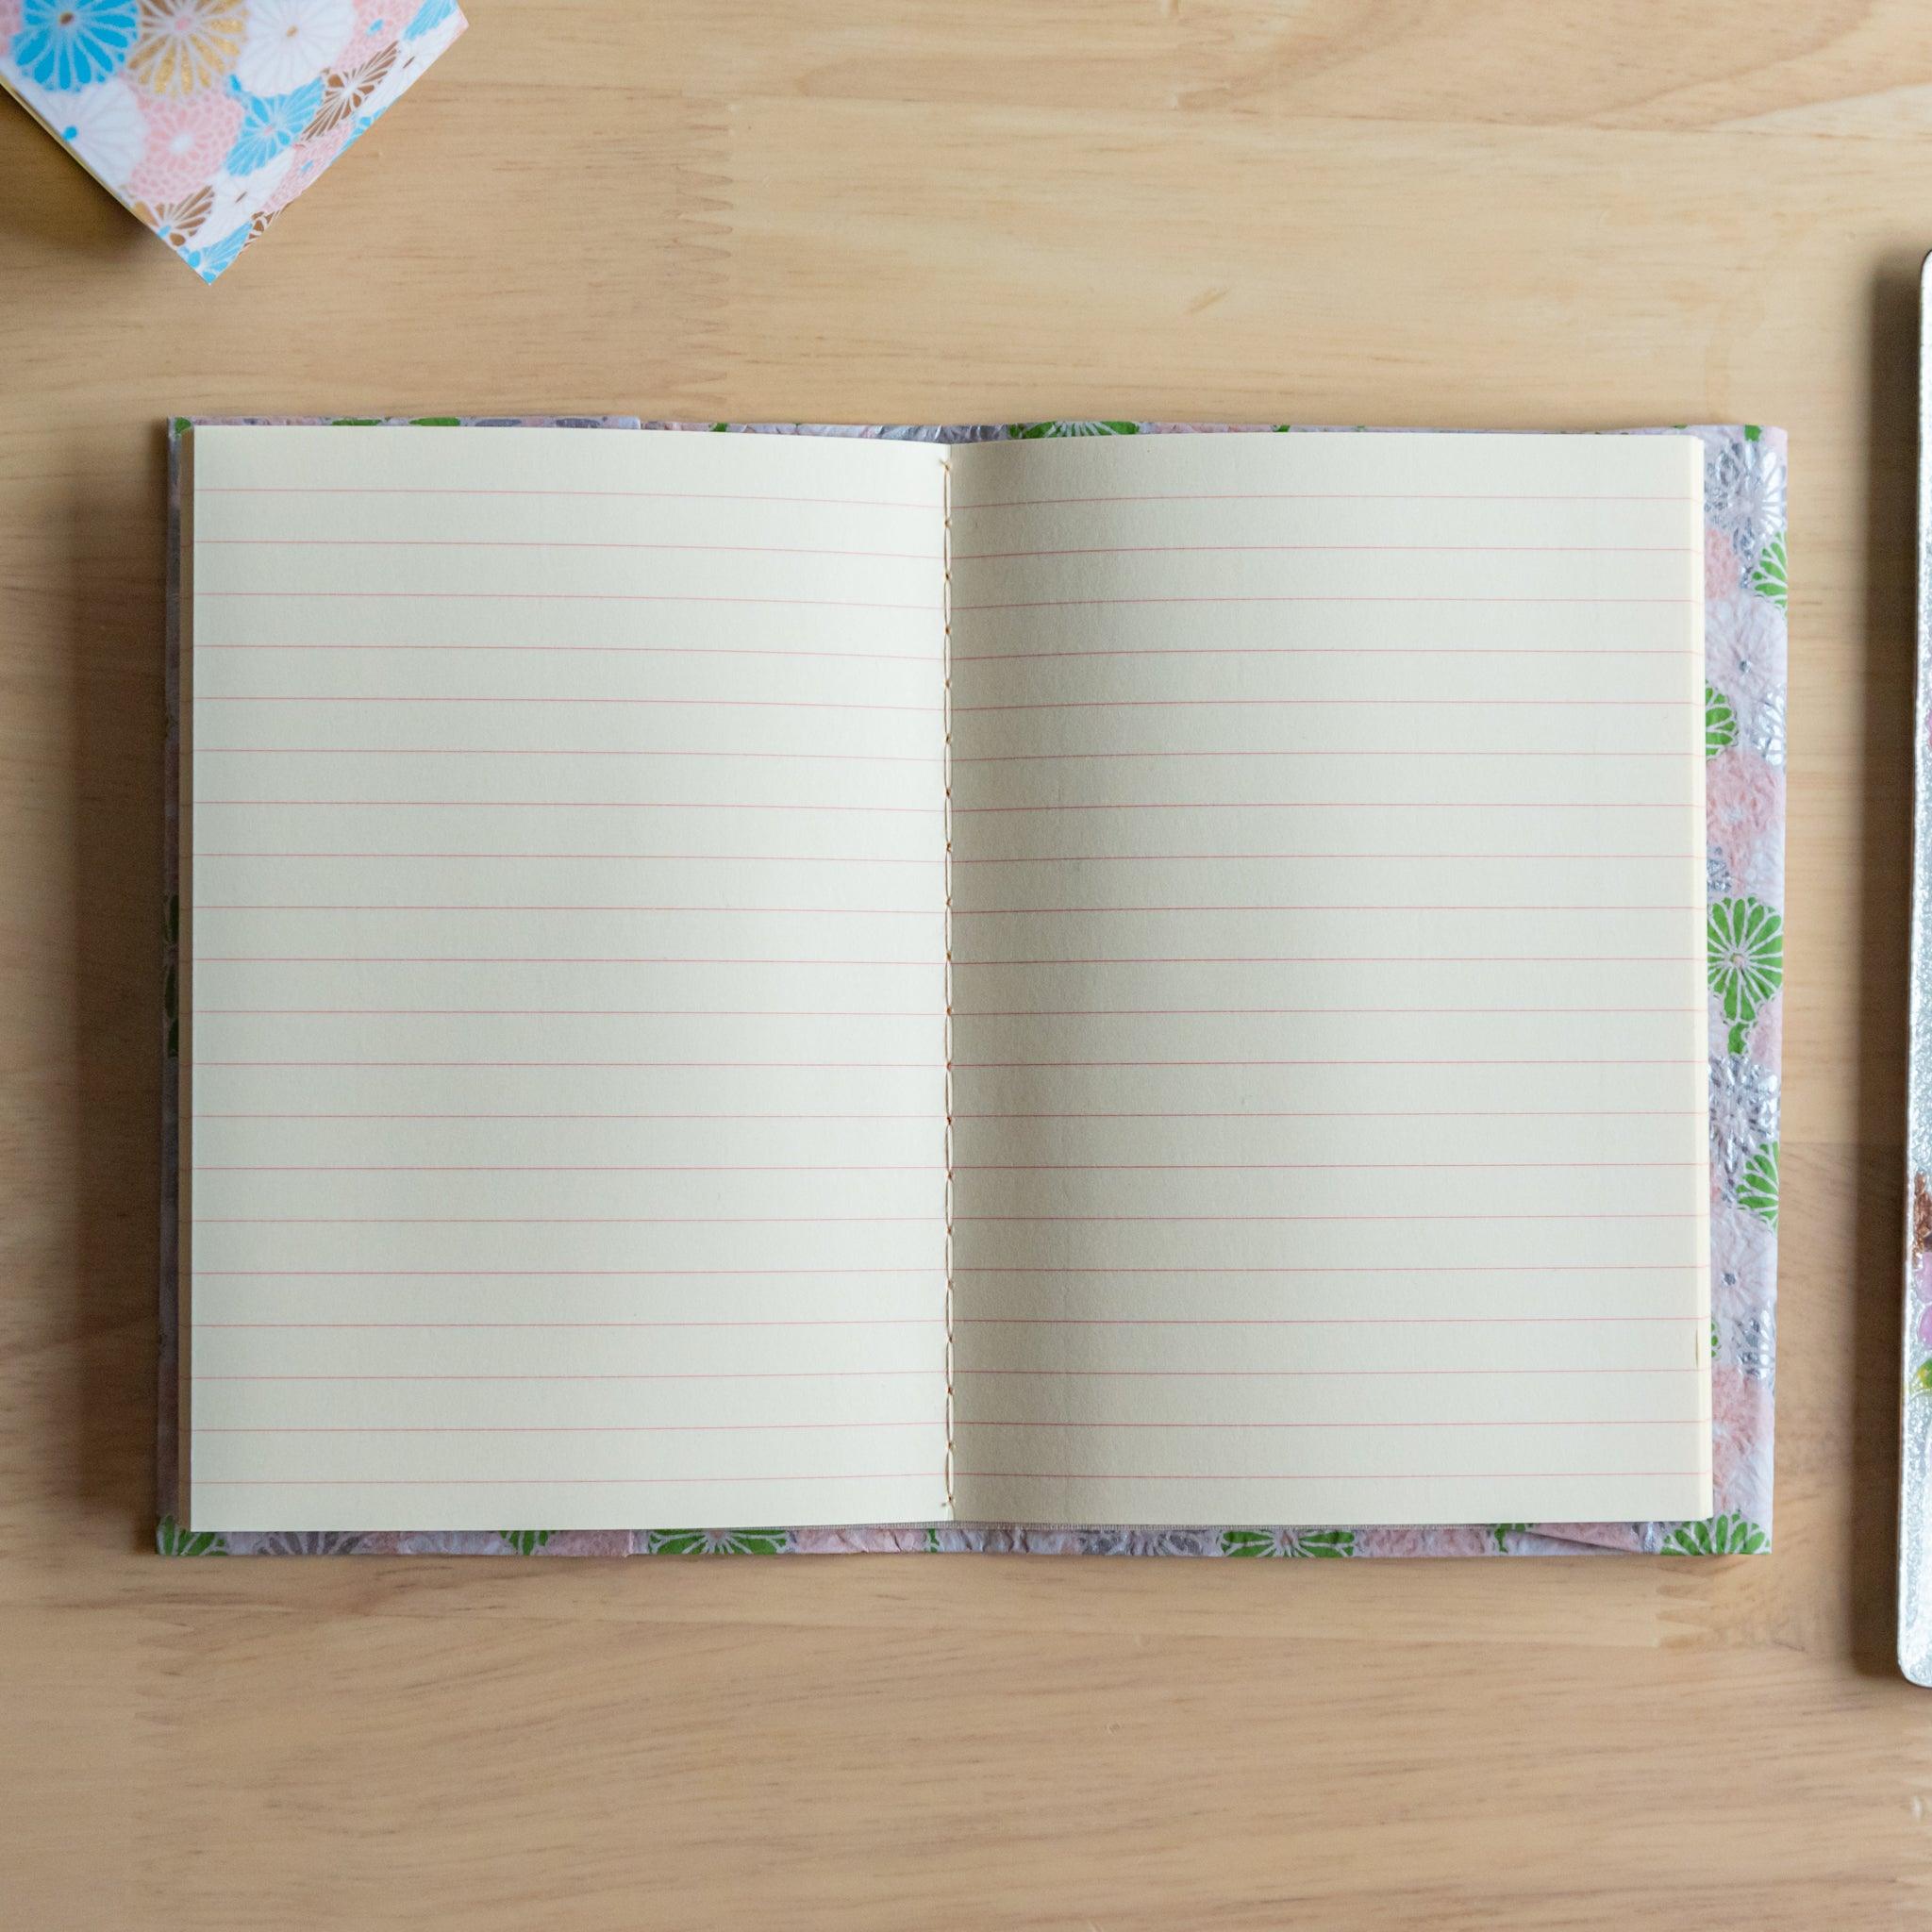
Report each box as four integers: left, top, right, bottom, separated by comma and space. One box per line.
1706, 744, 1784, 901
258, 120, 350, 214
1704, 526, 1743, 598
0, 0, 23, 35
1711, 1363, 1770, 1501
1352, 1524, 1491, 1558
791, 1524, 932, 1554
129, 83, 241, 205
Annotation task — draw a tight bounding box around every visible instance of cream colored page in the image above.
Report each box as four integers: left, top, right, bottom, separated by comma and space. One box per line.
945, 431, 1710, 1529
184, 425, 951, 1532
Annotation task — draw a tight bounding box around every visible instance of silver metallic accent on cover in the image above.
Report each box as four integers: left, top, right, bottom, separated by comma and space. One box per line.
1902, 254, 1932, 1684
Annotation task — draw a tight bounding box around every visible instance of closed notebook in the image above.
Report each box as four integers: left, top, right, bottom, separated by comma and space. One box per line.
163, 418, 1779, 1556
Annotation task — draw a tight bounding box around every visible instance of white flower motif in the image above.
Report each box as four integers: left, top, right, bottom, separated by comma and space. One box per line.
14, 72, 146, 185
1705, 592, 1787, 763
234, 0, 351, 93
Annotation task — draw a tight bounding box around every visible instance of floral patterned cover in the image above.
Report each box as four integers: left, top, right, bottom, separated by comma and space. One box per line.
0, 0, 465, 282
157, 417, 1787, 1559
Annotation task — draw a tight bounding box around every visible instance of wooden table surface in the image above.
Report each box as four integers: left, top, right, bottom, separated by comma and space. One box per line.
5, 3, 1931, 1924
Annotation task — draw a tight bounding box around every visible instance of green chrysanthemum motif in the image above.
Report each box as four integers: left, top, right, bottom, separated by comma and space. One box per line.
647, 1528, 790, 1556
1661, 1512, 1768, 1556
1709, 1317, 1720, 1359
410, 416, 462, 427
1006, 421, 1141, 439
924, 1525, 943, 1552
499, 1529, 553, 1555
1736, 1141, 1778, 1225
1913, 1360, 1932, 1396
1220, 1526, 1354, 1557
1707, 895, 1782, 1054
158, 1516, 225, 1557
1751, 531, 1787, 609
1490, 1523, 1530, 1553
330, 417, 381, 426
1705, 684, 1738, 756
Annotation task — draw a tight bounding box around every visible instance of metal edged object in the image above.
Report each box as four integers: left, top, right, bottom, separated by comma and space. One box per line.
1902, 253, 1932, 1683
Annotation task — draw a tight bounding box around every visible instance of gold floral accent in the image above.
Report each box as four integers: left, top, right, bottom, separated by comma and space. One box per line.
126, 0, 245, 97
129, 184, 215, 247
302, 40, 394, 139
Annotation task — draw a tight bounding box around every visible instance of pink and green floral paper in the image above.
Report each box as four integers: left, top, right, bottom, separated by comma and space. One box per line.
157, 417, 1786, 1559
1, 0, 465, 282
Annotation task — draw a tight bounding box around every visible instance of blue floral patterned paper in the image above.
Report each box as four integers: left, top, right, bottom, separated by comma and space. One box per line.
0, 0, 466, 281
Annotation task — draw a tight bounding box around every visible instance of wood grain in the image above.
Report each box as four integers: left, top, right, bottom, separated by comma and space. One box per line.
2, 2, 1930, 1924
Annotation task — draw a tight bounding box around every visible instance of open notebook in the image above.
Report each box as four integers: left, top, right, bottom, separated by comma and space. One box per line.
171, 421, 1724, 1543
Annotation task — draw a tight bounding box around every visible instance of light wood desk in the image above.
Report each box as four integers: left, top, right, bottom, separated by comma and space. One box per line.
2, 3, 1928, 1924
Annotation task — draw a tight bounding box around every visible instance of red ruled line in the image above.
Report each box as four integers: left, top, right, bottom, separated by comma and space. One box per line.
949, 1263, 1696, 1274
952, 595, 1697, 610
194, 1162, 937, 1173
949, 1057, 1700, 1067
199, 1317, 949, 1327
194, 1371, 944, 1381
952, 801, 1690, 814
952, 492, 1694, 509
953, 1314, 1698, 1324
952, 853, 1685, 863
195, 1008, 937, 1017
954, 697, 1695, 712
203, 537, 941, 558
952, 1212, 1700, 1223
193, 1216, 948, 1225
947, 905, 1699, 915
950, 1007, 1698, 1017
954, 1470, 1705, 1481
200, 644, 940, 661
946, 1058, 1692, 1074
196, 906, 942, 915
200, 1110, 945, 1120
949, 1158, 1698, 1171
197, 695, 941, 711
955, 1109, 1704, 1121
194, 1474, 947, 1486
199, 749, 943, 762
953, 542, 1698, 560
200, 486, 941, 508
952, 750, 1696, 762
194, 1058, 940, 1067
195, 852, 946, 863
195, 958, 944, 966
952, 645, 1698, 661
198, 591, 943, 608
950, 956, 1687, 966
197, 1267, 939, 1276
202, 1421, 939, 1433
954, 1418, 1704, 1429
957, 1366, 1697, 1377
194, 803, 946, 813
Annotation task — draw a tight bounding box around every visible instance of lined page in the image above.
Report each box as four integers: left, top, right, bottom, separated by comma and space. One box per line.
945, 430, 1710, 1528
182, 425, 951, 1533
